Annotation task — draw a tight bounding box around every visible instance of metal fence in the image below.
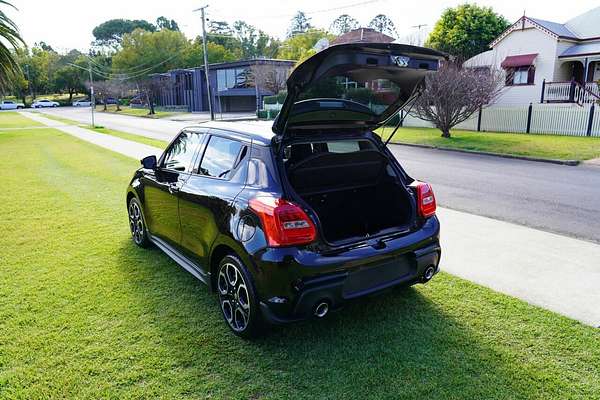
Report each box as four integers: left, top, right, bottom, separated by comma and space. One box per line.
402, 103, 600, 137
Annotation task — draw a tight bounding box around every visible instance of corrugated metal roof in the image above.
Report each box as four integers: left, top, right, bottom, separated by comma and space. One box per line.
565, 6, 600, 39
560, 42, 600, 58
501, 53, 538, 68
528, 17, 578, 38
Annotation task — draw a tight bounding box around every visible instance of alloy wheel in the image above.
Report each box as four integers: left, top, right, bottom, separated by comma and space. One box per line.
128, 200, 145, 245
218, 262, 251, 332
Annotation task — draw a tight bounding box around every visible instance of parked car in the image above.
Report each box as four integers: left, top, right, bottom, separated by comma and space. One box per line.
0, 100, 25, 110
126, 43, 445, 337
72, 99, 92, 107
31, 99, 59, 108
97, 97, 119, 105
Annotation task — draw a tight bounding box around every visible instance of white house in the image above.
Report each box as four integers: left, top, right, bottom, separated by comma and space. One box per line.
464, 7, 600, 106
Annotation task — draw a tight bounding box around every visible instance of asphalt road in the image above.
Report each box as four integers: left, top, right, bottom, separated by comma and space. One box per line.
36, 107, 600, 243
390, 145, 600, 243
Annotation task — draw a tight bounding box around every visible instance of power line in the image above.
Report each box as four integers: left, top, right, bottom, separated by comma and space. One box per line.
209, 0, 386, 21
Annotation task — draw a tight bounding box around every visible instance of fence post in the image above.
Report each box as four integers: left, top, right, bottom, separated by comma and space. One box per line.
540, 79, 546, 103
568, 79, 576, 103
477, 106, 482, 132
587, 103, 595, 137
526, 103, 533, 133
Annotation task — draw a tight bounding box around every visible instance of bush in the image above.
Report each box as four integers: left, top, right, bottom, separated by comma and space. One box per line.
263, 95, 278, 105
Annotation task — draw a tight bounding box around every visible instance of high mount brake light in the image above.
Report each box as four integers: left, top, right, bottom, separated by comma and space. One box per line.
249, 197, 317, 247
410, 181, 436, 218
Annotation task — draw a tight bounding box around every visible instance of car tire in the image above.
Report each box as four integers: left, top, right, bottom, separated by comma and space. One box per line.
53, 104, 58, 107
128, 197, 150, 248
217, 255, 265, 338
17, 106, 23, 109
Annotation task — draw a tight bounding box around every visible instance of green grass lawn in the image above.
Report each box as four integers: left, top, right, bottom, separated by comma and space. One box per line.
0, 111, 43, 128
98, 104, 182, 119
377, 126, 600, 161
1, 127, 599, 398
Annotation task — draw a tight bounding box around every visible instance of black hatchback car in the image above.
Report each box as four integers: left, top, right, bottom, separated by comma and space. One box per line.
126, 43, 444, 337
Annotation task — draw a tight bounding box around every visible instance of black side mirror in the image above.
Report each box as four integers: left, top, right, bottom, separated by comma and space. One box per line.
141, 155, 157, 169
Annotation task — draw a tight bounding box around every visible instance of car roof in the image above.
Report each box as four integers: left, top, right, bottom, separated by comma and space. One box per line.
185, 120, 276, 146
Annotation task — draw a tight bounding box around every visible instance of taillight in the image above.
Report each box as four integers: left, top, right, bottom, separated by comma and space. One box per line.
249, 197, 317, 247
411, 181, 436, 218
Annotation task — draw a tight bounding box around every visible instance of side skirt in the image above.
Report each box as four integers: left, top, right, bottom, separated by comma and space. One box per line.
148, 234, 211, 286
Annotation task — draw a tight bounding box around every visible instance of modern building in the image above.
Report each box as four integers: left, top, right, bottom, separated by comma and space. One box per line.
464, 6, 600, 106
152, 59, 295, 113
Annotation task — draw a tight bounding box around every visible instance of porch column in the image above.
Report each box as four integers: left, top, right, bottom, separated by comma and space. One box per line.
583, 57, 589, 83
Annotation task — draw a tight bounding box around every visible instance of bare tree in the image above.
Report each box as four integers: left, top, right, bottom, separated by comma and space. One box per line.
412, 64, 504, 138
250, 63, 289, 95
135, 75, 174, 115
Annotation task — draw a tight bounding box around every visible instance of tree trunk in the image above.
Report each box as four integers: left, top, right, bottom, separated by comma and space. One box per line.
68, 90, 73, 104
103, 98, 107, 111
440, 128, 451, 138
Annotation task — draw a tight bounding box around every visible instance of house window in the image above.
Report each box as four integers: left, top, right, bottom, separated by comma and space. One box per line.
506, 66, 535, 86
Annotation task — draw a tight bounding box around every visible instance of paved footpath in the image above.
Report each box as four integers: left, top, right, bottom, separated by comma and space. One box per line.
23, 112, 600, 327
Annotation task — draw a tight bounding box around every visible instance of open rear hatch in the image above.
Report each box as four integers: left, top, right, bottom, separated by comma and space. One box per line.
274, 43, 445, 245
272, 42, 446, 136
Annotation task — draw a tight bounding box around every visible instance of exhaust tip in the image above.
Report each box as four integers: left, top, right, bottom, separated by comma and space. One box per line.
314, 301, 329, 318
422, 265, 436, 282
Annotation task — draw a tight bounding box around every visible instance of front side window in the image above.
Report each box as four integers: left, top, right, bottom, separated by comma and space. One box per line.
198, 136, 243, 179
162, 131, 204, 172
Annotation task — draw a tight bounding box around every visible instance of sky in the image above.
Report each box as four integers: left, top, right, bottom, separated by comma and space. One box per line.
6, 0, 600, 53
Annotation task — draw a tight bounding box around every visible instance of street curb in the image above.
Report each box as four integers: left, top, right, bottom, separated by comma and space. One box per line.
389, 142, 581, 166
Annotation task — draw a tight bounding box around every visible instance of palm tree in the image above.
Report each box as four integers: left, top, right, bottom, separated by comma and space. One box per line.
0, 0, 24, 92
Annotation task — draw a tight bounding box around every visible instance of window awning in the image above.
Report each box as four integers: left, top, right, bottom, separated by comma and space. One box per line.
500, 53, 538, 68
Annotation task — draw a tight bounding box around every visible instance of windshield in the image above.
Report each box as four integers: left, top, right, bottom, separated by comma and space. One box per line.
296, 71, 407, 116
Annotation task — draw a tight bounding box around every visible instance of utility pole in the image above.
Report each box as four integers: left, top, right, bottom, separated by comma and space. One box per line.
24, 64, 33, 100
411, 24, 428, 46
194, 5, 214, 120
87, 60, 95, 127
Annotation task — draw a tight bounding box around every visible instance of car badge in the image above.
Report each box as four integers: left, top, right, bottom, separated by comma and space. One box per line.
391, 55, 410, 67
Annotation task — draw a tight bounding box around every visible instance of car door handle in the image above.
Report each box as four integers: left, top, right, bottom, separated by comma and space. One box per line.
168, 183, 180, 194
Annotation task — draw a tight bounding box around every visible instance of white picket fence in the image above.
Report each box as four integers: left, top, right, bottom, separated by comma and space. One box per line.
402, 104, 600, 137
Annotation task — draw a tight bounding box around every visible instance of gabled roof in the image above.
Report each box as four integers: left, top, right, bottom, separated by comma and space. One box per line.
527, 18, 577, 39
491, 7, 600, 48
565, 6, 600, 39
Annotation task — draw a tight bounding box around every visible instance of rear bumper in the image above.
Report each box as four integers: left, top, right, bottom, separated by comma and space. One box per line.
253, 216, 441, 324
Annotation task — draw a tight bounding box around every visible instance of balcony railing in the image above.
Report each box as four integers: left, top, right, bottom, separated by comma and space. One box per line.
541, 79, 600, 105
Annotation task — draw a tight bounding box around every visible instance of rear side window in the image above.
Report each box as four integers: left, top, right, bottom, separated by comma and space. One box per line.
198, 135, 244, 179
162, 131, 204, 172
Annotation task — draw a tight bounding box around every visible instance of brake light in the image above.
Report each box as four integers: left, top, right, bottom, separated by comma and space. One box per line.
249, 197, 317, 247
411, 181, 436, 218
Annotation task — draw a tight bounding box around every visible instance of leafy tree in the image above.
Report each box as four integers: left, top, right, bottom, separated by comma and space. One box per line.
92, 19, 156, 48
156, 16, 179, 31
209, 21, 233, 36
54, 55, 87, 103
330, 14, 359, 35
231, 21, 279, 59
26, 45, 60, 96
278, 29, 334, 61
0, 0, 24, 92
368, 14, 398, 38
412, 64, 504, 138
426, 4, 510, 61
112, 29, 189, 75
182, 38, 237, 66
287, 11, 313, 38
